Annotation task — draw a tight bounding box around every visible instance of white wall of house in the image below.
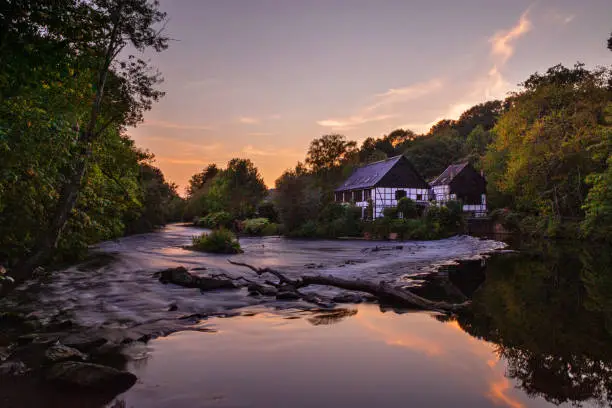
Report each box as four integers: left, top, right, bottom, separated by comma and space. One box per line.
433, 185, 487, 215
372, 187, 430, 218
432, 185, 450, 202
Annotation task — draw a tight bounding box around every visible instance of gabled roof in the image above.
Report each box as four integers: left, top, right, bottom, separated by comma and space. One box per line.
335, 155, 424, 192
430, 162, 469, 186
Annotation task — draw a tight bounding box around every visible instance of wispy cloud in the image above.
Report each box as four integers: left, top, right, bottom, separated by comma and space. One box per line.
489, 10, 532, 65
238, 116, 261, 125
317, 77, 442, 131
317, 114, 396, 130
141, 120, 212, 131
242, 145, 302, 157
393, 9, 532, 134
547, 9, 575, 25
247, 132, 276, 137
366, 78, 445, 111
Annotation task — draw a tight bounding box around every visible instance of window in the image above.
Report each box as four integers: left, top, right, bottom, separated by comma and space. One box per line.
353, 190, 363, 202
364, 189, 371, 201
335, 192, 343, 202
395, 190, 407, 200
416, 194, 423, 201
343, 192, 351, 202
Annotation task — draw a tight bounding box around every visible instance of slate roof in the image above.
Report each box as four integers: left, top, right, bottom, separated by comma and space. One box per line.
430, 162, 469, 186
335, 155, 403, 192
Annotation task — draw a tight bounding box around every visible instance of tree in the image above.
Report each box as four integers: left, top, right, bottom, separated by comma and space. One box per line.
20, 0, 168, 277
274, 163, 322, 231
483, 63, 611, 219
305, 134, 358, 172
186, 164, 219, 197
206, 158, 267, 219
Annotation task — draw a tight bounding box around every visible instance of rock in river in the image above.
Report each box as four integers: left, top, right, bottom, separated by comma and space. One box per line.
45, 361, 137, 392
158, 267, 238, 291
44, 344, 87, 364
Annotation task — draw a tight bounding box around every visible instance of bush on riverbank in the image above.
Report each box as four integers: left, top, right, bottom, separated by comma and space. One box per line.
242, 218, 281, 236
191, 229, 242, 254
286, 203, 364, 238
194, 211, 233, 229
363, 201, 464, 240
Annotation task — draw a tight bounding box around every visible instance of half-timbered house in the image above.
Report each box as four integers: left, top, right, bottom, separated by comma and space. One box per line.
334, 155, 430, 219
430, 162, 487, 216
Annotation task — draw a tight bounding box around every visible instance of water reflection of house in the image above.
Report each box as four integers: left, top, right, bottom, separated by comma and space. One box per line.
334, 155, 430, 219
334, 156, 487, 219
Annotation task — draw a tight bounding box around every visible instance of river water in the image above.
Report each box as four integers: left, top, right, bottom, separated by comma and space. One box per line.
3, 225, 612, 407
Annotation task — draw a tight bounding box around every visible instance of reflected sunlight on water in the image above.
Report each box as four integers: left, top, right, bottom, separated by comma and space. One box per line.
115, 304, 557, 408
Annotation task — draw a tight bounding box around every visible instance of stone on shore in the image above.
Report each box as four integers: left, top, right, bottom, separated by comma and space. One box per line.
45, 361, 137, 392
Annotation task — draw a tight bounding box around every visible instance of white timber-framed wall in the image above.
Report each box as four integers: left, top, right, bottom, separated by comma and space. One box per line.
372, 187, 430, 218
336, 187, 430, 219
432, 185, 487, 216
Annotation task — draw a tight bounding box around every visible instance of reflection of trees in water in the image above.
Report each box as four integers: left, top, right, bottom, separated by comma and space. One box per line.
307, 308, 358, 326
456, 241, 612, 407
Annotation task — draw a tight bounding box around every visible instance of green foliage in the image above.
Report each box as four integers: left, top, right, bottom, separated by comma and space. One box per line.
242, 218, 272, 236
382, 206, 398, 219
288, 220, 319, 238
483, 64, 611, 218
190, 229, 242, 254
274, 163, 322, 232
305, 134, 358, 173
186, 158, 267, 221
397, 197, 418, 219
582, 160, 612, 241
257, 201, 278, 223
196, 211, 233, 229
425, 202, 463, 232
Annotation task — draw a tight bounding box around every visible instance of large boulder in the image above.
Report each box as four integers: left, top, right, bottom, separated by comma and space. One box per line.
45, 361, 137, 392
158, 267, 237, 290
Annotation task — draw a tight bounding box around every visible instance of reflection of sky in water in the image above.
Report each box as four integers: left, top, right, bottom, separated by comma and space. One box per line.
117, 304, 561, 408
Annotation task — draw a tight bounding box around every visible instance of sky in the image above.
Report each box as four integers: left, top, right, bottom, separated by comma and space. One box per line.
127, 0, 612, 193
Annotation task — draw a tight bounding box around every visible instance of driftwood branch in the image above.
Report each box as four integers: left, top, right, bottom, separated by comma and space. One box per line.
227, 260, 298, 286
300, 275, 467, 313
227, 260, 469, 313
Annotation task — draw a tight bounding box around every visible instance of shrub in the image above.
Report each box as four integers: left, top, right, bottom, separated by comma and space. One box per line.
191, 229, 242, 254
257, 201, 278, 222
243, 218, 271, 236
262, 222, 281, 236
316, 203, 363, 238
382, 206, 398, 219
199, 211, 233, 229
397, 197, 418, 219
289, 220, 319, 238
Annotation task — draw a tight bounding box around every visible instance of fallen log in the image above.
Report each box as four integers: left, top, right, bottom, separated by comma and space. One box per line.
228, 260, 468, 313
300, 275, 468, 313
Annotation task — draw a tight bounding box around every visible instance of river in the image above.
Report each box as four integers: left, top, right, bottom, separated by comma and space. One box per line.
2, 225, 612, 407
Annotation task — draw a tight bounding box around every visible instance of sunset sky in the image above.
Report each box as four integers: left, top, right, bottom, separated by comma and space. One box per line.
128, 0, 611, 193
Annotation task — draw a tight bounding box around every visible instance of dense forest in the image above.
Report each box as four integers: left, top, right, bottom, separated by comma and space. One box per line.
0, 0, 183, 281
